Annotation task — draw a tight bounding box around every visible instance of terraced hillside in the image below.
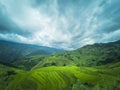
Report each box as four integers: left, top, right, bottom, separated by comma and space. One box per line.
4, 62, 120, 90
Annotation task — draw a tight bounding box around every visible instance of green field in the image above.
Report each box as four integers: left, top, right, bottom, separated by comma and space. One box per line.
1, 62, 119, 90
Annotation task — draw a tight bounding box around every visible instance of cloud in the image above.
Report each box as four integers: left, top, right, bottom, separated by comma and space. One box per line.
0, 0, 120, 50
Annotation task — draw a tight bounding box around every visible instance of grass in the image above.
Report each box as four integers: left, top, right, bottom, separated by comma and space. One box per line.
4, 64, 120, 90
0, 64, 24, 90
32, 41, 120, 68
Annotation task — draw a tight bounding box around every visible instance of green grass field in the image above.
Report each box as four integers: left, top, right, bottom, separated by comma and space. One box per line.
3, 62, 120, 90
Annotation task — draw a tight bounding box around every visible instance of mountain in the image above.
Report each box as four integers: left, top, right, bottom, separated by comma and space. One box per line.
0, 40, 63, 69
0, 40, 120, 90
33, 40, 120, 69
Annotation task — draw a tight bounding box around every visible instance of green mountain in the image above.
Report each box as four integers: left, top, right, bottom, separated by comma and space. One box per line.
0, 40, 63, 69
33, 40, 120, 69
0, 40, 120, 90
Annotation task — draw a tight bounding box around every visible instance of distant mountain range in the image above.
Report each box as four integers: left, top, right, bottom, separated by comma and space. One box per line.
0, 40, 63, 67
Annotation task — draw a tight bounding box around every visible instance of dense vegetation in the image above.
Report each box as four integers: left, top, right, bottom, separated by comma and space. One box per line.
0, 40, 120, 90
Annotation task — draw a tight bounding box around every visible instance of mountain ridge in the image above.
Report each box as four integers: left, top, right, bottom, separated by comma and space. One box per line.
0, 40, 64, 69
33, 39, 120, 69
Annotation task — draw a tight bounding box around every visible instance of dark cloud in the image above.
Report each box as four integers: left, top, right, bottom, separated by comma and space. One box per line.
0, 3, 32, 37
0, 0, 120, 50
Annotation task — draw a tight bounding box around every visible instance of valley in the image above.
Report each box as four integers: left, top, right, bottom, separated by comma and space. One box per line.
0, 40, 120, 90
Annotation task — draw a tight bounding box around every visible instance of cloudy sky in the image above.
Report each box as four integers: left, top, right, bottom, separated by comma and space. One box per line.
0, 0, 120, 50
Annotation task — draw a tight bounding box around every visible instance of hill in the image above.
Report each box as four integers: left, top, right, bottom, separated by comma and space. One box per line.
0, 40, 120, 90
0, 40, 63, 69
33, 40, 120, 69
4, 63, 120, 90
0, 63, 23, 90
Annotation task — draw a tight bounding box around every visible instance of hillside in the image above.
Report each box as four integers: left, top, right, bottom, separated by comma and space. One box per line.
0, 40, 63, 69
0, 63, 23, 90
33, 40, 120, 69
4, 63, 120, 90
0, 40, 120, 90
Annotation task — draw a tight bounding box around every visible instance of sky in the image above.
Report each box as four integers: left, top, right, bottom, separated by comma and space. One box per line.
0, 0, 120, 50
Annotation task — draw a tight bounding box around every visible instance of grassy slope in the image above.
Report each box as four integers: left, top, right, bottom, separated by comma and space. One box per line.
33, 41, 120, 69
5, 63, 120, 90
1, 40, 119, 70
13, 55, 46, 70
1, 40, 120, 90
0, 64, 24, 90
0, 40, 63, 70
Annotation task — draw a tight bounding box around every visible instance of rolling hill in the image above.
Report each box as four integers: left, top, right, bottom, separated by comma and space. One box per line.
0, 40, 120, 90
2, 63, 120, 90
33, 40, 120, 69
0, 40, 63, 69
0, 63, 23, 90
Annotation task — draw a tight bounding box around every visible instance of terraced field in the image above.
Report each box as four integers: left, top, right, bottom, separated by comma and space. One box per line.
4, 63, 120, 90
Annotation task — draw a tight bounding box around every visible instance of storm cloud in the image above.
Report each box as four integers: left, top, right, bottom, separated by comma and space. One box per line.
0, 0, 120, 50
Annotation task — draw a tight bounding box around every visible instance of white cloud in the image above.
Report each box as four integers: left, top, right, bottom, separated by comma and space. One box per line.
0, 0, 120, 50
101, 29, 120, 42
